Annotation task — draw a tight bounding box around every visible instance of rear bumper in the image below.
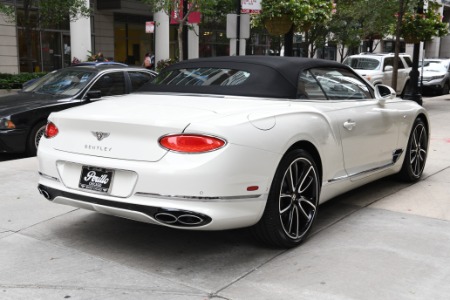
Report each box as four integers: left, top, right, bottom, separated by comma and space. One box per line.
0, 128, 27, 153
37, 142, 279, 230
37, 182, 268, 230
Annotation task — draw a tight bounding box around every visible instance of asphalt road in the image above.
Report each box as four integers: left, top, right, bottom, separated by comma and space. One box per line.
1, 96, 449, 300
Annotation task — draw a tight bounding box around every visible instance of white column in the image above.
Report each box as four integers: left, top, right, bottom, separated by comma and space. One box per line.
154, 10, 170, 65
188, 24, 199, 59
69, 0, 91, 62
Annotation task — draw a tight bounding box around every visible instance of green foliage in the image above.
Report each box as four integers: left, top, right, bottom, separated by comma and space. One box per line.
38, 0, 91, 28
0, 0, 91, 29
156, 58, 178, 72
0, 72, 46, 90
400, 1, 448, 42
253, 0, 333, 32
0, 3, 15, 21
328, 0, 400, 59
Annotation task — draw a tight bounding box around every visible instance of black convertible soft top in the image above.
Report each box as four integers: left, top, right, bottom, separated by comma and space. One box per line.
141, 56, 355, 99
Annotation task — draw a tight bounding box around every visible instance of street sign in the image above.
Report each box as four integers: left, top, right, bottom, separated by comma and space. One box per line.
241, 0, 261, 14
145, 21, 154, 33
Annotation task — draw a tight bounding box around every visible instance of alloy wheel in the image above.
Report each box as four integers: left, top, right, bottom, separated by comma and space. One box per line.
278, 157, 319, 240
409, 123, 427, 177
35, 125, 46, 149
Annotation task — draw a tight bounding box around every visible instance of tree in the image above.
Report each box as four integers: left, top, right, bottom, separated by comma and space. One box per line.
0, 0, 91, 72
392, 0, 448, 94
253, 0, 332, 57
328, 12, 362, 62
329, 0, 398, 60
140, 0, 234, 61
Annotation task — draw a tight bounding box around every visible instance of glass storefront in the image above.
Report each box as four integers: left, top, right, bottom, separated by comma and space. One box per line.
18, 30, 70, 72
114, 13, 154, 66
18, 29, 41, 73
15, 3, 71, 73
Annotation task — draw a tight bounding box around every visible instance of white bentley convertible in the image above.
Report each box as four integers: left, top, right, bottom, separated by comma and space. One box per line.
37, 56, 429, 248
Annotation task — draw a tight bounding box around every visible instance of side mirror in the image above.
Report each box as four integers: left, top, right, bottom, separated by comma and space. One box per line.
384, 65, 393, 72
374, 84, 396, 105
84, 90, 102, 101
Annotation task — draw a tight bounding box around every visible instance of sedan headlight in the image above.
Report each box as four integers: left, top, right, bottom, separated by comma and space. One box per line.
0, 118, 16, 129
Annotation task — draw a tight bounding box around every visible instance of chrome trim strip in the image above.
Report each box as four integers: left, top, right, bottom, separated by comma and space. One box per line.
134, 192, 263, 202
328, 162, 395, 183
328, 149, 404, 183
327, 175, 349, 183
38, 172, 60, 182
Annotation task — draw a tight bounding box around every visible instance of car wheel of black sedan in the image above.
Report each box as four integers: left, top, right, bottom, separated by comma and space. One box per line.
441, 82, 449, 95
253, 149, 320, 248
26, 121, 47, 156
398, 118, 428, 182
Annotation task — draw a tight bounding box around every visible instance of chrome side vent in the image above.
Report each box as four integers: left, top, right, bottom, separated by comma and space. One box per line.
393, 149, 404, 163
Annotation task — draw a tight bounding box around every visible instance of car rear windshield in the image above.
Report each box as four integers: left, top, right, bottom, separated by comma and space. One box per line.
152, 68, 250, 86
343, 57, 380, 70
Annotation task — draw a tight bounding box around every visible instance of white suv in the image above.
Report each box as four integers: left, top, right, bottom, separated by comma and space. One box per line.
343, 53, 412, 95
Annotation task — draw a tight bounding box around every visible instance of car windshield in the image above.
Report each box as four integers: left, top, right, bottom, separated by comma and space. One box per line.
23, 69, 96, 96
153, 68, 250, 86
343, 57, 381, 70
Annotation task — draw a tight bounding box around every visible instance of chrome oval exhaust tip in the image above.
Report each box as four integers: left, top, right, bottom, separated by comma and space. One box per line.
38, 187, 51, 200
178, 214, 204, 225
153, 208, 211, 227
154, 212, 178, 224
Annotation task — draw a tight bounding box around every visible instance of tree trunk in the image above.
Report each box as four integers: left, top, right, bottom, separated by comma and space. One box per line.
392, 0, 405, 92
283, 25, 294, 57
24, 0, 34, 72
178, 23, 184, 61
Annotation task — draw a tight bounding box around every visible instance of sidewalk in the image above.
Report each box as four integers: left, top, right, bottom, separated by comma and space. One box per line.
0, 96, 449, 299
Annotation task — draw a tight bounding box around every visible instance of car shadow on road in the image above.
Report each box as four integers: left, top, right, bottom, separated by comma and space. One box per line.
0, 153, 31, 162
27, 175, 409, 254
21, 175, 412, 291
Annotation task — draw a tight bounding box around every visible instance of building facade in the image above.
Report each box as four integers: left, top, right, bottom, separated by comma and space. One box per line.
1, 0, 450, 74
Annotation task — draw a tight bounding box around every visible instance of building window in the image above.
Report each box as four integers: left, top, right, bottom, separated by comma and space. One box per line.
383, 40, 406, 53
18, 29, 41, 73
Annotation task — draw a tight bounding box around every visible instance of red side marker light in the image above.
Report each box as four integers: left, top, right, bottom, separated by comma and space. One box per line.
159, 134, 226, 153
247, 186, 259, 191
45, 122, 59, 138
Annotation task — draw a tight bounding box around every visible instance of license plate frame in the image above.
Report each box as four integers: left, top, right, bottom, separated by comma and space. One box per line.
79, 166, 114, 194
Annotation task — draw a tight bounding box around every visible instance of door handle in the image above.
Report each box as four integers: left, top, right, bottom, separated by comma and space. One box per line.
343, 120, 356, 131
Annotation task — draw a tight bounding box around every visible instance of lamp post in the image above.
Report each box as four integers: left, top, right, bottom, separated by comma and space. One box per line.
403, 0, 423, 106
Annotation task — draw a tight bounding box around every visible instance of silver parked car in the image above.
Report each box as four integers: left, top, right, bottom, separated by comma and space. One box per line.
420, 59, 450, 95
343, 53, 412, 96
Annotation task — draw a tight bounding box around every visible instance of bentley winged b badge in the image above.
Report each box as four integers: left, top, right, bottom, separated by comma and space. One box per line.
92, 131, 110, 141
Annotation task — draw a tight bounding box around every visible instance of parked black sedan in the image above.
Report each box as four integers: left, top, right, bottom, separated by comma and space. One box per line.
0, 63, 156, 155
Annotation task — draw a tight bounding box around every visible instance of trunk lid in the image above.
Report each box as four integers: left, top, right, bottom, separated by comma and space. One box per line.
48, 93, 280, 162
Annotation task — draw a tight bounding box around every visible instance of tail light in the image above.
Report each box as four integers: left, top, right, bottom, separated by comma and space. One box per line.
159, 134, 226, 153
44, 122, 59, 138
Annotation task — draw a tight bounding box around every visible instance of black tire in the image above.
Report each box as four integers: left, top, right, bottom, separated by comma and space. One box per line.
26, 121, 47, 156
398, 118, 428, 182
252, 149, 321, 248
440, 82, 449, 95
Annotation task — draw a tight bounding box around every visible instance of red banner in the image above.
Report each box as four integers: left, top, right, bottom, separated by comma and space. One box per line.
170, 1, 201, 24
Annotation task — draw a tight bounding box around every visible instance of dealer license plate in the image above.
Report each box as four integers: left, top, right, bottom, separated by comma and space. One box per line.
79, 166, 114, 193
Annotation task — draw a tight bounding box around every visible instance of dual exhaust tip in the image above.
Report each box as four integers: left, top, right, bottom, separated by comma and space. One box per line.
154, 209, 211, 227
38, 185, 211, 227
